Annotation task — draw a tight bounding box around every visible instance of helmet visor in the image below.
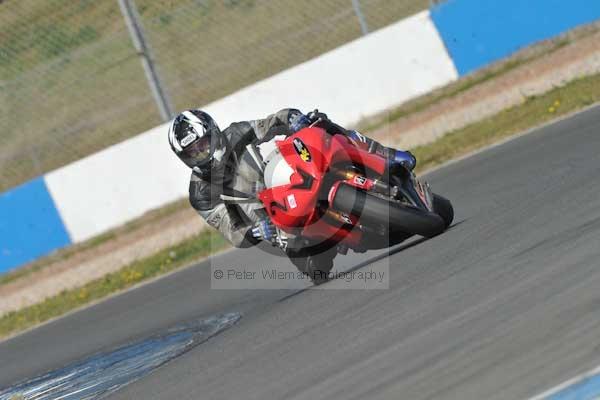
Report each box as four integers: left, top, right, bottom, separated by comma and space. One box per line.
183, 134, 211, 165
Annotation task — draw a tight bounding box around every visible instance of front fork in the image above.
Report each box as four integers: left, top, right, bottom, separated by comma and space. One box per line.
327, 166, 433, 215
323, 168, 394, 241
329, 167, 394, 197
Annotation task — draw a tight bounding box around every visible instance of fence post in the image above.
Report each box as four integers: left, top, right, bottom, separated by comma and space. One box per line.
351, 0, 369, 36
118, 0, 174, 121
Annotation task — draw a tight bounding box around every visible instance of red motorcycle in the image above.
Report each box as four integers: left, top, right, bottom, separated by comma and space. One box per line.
243, 121, 453, 283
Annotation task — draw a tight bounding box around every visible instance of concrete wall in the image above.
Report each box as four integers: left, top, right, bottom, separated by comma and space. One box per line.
2, 1, 600, 273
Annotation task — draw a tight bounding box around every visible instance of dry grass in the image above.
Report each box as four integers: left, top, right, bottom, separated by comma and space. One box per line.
413, 73, 600, 172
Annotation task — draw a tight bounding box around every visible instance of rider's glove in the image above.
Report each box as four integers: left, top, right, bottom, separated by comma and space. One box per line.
307, 109, 329, 123
290, 113, 312, 133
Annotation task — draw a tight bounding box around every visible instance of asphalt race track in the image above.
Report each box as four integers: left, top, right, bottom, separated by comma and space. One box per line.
2, 105, 600, 399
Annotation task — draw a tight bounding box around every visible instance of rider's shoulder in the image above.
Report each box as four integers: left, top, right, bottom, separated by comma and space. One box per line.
224, 120, 252, 133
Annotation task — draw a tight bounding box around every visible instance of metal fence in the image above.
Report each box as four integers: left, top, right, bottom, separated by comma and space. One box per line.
0, 0, 429, 191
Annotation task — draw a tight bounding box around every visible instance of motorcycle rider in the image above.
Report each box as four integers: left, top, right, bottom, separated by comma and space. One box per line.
168, 108, 416, 282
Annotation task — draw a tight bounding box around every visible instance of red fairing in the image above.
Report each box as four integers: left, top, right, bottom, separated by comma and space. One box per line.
257, 127, 386, 246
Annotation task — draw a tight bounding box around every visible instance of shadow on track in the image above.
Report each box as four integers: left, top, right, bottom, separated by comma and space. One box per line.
276, 220, 467, 303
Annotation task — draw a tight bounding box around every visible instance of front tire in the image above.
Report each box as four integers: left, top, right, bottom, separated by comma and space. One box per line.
433, 194, 454, 228
332, 184, 445, 238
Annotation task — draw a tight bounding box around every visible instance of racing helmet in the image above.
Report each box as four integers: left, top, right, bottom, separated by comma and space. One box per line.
168, 109, 227, 178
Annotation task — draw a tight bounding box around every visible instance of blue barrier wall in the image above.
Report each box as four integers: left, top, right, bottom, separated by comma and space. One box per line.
0, 177, 71, 273
431, 0, 600, 76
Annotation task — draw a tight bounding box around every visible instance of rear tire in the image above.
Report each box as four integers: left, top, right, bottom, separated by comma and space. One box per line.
287, 246, 337, 285
332, 184, 445, 238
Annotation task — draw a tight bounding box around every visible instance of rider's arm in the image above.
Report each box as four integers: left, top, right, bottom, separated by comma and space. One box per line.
251, 107, 398, 158
189, 174, 258, 248
248, 108, 305, 140
250, 107, 415, 169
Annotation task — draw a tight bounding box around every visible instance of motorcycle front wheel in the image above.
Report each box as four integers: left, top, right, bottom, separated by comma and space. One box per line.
332, 184, 446, 238
432, 193, 454, 228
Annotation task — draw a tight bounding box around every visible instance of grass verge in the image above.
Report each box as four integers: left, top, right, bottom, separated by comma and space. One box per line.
357, 21, 600, 133
2, 72, 600, 340
412, 73, 600, 173
0, 232, 229, 339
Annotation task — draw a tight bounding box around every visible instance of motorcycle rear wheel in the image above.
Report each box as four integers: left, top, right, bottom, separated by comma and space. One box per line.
287, 246, 337, 285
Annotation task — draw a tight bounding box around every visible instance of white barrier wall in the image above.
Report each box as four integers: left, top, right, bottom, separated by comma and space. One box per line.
45, 10, 457, 243
45, 123, 184, 241
203, 11, 457, 128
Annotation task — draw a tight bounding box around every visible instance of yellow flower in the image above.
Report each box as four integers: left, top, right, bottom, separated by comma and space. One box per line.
548, 106, 555, 113
554, 100, 560, 107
